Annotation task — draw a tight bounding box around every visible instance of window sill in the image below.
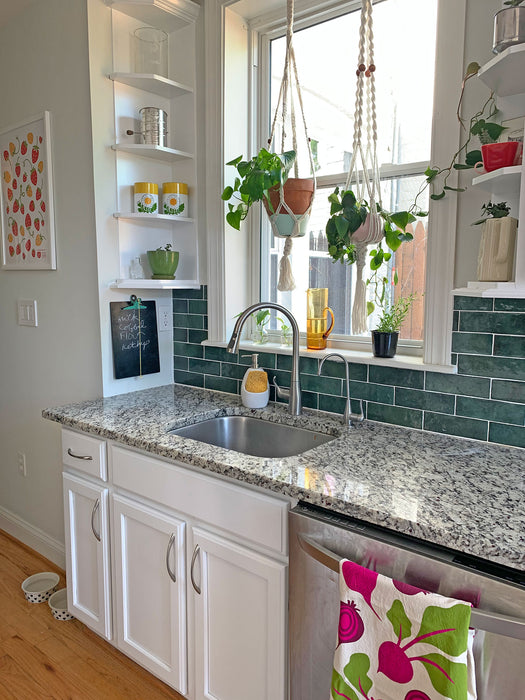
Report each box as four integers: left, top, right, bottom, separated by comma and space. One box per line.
202, 340, 457, 374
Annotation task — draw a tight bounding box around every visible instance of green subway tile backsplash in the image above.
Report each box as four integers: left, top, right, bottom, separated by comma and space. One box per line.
171, 288, 525, 449
454, 296, 493, 311
493, 335, 525, 358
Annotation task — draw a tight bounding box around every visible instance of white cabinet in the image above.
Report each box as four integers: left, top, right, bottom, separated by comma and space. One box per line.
112, 493, 188, 694
107, 0, 201, 291
63, 472, 112, 639
191, 528, 287, 700
61, 430, 289, 699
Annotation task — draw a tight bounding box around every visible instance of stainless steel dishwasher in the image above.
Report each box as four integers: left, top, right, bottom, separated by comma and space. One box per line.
289, 502, 525, 700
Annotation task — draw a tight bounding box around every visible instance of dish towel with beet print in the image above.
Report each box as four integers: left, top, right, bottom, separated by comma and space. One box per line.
331, 559, 477, 700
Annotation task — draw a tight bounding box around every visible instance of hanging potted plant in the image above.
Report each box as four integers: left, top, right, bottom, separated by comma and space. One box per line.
472, 201, 517, 282
221, 0, 315, 292
221, 148, 298, 231
494, 0, 525, 54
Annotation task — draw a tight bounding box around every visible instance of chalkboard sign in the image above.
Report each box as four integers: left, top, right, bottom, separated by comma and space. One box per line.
110, 298, 160, 379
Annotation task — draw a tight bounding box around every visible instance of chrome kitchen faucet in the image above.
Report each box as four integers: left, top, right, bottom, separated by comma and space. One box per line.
227, 302, 302, 416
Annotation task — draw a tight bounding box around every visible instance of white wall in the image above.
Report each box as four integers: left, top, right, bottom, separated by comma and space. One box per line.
0, 0, 101, 564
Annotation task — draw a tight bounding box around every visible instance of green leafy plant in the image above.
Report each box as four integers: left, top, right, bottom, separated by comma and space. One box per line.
221, 148, 296, 230
472, 201, 511, 226
417, 62, 506, 205
325, 187, 418, 271
504, 1, 524, 6
374, 293, 417, 333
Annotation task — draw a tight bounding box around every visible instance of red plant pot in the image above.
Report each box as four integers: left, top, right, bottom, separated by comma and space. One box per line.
265, 177, 315, 216
480, 141, 522, 173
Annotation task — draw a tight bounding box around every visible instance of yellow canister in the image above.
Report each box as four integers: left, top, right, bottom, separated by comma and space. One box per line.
162, 182, 188, 217
134, 182, 158, 214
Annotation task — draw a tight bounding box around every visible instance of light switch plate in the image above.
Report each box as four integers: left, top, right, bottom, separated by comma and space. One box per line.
17, 299, 38, 327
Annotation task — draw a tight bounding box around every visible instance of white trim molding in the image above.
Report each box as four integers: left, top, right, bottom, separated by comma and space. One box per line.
0, 505, 65, 569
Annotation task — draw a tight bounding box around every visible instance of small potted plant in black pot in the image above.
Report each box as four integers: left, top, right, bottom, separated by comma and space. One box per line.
371, 294, 417, 358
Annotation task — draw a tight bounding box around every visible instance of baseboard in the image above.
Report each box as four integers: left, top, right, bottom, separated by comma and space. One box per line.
0, 505, 65, 569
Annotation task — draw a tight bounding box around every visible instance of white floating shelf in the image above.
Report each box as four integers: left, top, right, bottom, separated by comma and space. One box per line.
471, 166, 521, 198
114, 212, 194, 223
111, 143, 193, 162
111, 278, 200, 290
453, 282, 525, 298
105, 0, 199, 32
109, 72, 193, 98
478, 44, 525, 97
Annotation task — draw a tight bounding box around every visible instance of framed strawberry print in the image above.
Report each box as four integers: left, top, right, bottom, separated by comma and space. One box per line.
0, 111, 56, 270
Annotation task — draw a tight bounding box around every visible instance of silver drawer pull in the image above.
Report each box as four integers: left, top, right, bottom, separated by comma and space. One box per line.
297, 534, 525, 641
91, 499, 101, 542
67, 447, 93, 461
166, 533, 177, 583
190, 544, 201, 595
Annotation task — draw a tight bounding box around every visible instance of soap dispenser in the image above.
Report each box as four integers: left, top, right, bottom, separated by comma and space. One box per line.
241, 354, 270, 409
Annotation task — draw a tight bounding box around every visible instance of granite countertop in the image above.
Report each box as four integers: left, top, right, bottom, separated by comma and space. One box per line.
43, 384, 525, 571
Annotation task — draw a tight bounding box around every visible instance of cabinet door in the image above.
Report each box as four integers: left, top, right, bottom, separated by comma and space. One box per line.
62, 472, 112, 639
192, 527, 287, 700
112, 494, 187, 695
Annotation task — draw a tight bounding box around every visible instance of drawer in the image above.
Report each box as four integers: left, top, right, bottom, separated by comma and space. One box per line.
111, 445, 288, 556
62, 428, 107, 481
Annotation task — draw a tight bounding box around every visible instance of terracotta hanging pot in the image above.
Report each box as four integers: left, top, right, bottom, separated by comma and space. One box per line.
265, 177, 315, 217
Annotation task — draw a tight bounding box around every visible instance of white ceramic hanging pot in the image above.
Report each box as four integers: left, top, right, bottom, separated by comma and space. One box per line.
351, 211, 384, 244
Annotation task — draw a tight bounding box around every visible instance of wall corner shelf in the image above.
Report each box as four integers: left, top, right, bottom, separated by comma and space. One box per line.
111, 143, 193, 162
111, 278, 200, 290
105, 0, 200, 32
471, 165, 521, 198
114, 212, 194, 223
109, 72, 193, 98
478, 44, 525, 97
453, 281, 525, 298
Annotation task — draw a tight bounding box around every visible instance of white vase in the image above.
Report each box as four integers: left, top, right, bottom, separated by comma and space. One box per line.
477, 217, 517, 282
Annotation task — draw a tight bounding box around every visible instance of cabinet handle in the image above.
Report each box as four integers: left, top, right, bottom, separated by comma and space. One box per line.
67, 448, 93, 461
166, 533, 177, 583
190, 544, 201, 595
91, 499, 101, 542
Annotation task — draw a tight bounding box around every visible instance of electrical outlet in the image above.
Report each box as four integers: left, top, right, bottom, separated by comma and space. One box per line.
17, 452, 27, 477
158, 305, 172, 332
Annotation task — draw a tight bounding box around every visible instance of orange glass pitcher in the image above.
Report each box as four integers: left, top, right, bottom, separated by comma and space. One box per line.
306, 288, 334, 350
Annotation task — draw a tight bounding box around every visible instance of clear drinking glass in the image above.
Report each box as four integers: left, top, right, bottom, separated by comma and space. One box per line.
133, 27, 168, 77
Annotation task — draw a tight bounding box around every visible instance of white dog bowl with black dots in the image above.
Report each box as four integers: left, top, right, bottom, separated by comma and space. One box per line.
21, 572, 60, 603
48, 588, 75, 621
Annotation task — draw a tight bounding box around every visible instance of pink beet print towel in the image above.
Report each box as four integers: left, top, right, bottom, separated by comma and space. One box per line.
331, 560, 476, 700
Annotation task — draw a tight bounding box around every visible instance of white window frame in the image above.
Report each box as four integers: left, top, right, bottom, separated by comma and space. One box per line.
205, 0, 467, 368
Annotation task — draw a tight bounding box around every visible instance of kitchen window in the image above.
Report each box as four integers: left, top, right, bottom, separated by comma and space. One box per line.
210, 0, 467, 366
260, 0, 436, 351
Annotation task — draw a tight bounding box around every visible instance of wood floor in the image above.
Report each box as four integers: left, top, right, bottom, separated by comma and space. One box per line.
0, 529, 185, 700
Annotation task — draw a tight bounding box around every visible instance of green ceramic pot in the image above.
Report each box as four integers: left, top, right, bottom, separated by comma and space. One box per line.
147, 249, 179, 279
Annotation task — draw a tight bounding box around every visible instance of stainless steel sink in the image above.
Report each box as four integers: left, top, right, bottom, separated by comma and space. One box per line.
168, 415, 336, 458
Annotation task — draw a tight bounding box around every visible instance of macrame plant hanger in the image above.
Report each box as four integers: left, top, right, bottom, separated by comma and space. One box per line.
346, 0, 384, 334
268, 0, 316, 292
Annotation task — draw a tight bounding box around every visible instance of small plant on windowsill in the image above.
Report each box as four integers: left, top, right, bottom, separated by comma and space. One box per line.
370, 293, 418, 359
277, 317, 292, 347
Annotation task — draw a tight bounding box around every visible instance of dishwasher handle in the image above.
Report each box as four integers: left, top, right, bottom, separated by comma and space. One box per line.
297, 534, 525, 641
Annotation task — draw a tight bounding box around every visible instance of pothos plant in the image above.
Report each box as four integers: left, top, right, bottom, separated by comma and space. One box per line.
415, 62, 507, 205
325, 187, 421, 272
221, 148, 296, 230
472, 201, 511, 226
